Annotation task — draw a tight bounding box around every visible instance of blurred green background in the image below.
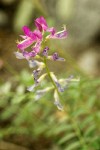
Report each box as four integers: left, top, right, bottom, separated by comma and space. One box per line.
0, 0, 100, 150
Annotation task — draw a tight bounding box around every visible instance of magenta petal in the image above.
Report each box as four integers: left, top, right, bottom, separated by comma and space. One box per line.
22, 26, 31, 36
32, 41, 41, 53
32, 46, 40, 53
35, 21, 42, 32
35, 16, 48, 31
17, 38, 34, 50
22, 26, 38, 40
33, 30, 42, 40
47, 27, 56, 35
40, 16, 48, 27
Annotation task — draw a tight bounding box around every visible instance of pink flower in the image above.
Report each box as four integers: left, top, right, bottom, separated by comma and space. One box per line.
35, 17, 68, 39
16, 16, 68, 60
17, 26, 42, 51
35, 16, 48, 31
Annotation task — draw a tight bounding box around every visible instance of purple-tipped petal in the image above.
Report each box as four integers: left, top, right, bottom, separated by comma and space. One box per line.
35, 16, 48, 31
28, 60, 39, 68
59, 75, 74, 90
33, 69, 41, 78
14, 52, 25, 59
52, 52, 58, 60
48, 26, 68, 39
57, 57, 65, 61
33, 69, 41, 84
23, 51, 36, 59
42, 46, 49, 57
54, 100, 63, 111
44, 46, 49, 51
27, 81, 39, 92
54, 30, 68, 39
54, 90, 63, 111
55, 81, 64, 92
50, 72, 64, 92
35, 89, 47, 100
34, 93, 44, 101
65, 75, 74, 84
28, 60, 45, 69
65, 75, 74, 89
52, 52, 65, 61
35, 87, 52, 101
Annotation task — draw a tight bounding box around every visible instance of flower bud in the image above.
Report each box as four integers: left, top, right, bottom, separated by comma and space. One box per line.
54, 90, 63, 111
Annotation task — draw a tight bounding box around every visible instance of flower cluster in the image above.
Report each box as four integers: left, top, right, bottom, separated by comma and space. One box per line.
15, 16, 78, 110
15, 16, 67, 60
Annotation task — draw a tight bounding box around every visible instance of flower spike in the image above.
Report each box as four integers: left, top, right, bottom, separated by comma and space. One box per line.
15, 16, 76, 110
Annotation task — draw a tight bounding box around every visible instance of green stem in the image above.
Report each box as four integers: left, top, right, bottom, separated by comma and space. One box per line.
43, 56, 88, 150
43, 57, 60, 96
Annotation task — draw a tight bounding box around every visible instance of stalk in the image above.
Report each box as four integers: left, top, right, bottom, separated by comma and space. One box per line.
43, 56, 88, 150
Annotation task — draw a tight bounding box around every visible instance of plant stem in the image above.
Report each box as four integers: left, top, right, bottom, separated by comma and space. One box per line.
43, 56, 88, 149
43, 57, 60, 96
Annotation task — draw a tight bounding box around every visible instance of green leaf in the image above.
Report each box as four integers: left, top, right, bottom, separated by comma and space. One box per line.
12, 94, 27, 104
20, 70, 33, 85
34, 123, 48, 135
54, 124, 73, 135
80, 116, 93, 129
85, 124, 96, 136
1, 105, 18, 120
58, 132, 76, 145
87, 95, 96, 108
72, 108, 86, 118
65, 141, 81, 150
0, 82, 11, 94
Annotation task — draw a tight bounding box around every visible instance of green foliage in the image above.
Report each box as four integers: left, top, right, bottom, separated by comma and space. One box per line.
0, 70, 100, 150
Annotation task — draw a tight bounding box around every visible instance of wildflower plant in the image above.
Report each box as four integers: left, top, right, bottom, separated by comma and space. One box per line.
15, 16, 79, 110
